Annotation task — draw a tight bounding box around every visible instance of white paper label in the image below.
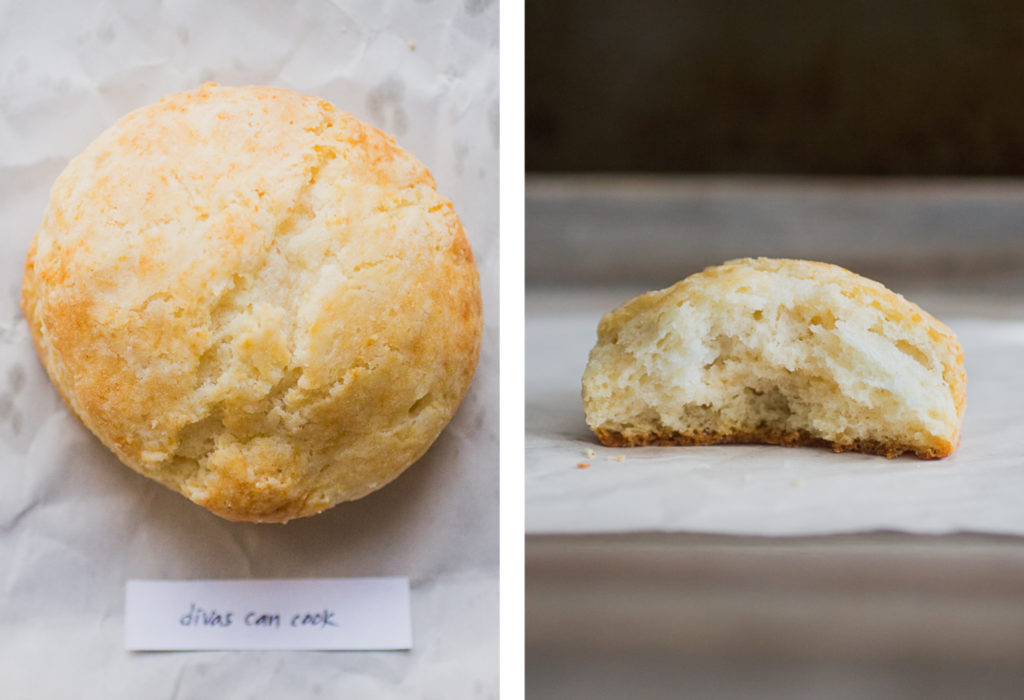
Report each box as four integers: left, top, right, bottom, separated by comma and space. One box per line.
124, 578, 412, 651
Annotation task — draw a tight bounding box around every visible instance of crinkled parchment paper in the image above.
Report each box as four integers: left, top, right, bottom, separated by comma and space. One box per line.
527, 300, 1024, 536
0, 1, 497, 697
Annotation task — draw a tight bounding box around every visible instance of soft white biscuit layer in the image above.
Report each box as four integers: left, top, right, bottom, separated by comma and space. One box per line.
583, 258, 964, 459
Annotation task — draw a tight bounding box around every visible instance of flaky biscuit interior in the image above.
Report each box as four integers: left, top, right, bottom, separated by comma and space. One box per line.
582, 258, 965, 459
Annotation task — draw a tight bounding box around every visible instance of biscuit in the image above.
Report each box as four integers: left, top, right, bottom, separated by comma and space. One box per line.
22, 84, 482, 522
582, 258, 965, 459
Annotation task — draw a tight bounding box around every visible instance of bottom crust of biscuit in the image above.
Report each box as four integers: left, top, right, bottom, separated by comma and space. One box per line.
592, 427, 951, 460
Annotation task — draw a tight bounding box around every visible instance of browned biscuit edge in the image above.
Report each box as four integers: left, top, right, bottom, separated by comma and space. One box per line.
592, 426, 955, 460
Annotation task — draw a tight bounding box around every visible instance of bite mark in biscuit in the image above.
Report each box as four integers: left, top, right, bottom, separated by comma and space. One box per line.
582, 258, 965, 459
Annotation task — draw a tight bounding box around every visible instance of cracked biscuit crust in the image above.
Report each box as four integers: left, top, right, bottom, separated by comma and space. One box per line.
22, 84, 482, 522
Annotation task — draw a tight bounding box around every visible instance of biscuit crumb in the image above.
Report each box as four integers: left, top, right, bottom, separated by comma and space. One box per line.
409, 41, 416, 50
791, 478, 804, 487
612, 455, 625, 462
583, 448, 596, 459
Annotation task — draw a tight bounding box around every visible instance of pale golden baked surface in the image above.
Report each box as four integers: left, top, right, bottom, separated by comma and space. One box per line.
22, 83, 482, 522
582, 258, 965, 459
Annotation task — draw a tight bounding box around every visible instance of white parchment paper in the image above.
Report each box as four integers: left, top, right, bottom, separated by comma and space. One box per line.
0, 1, 497, 697
527, 296, 1024, 536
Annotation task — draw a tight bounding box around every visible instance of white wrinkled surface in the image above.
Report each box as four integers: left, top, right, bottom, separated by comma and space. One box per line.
527, 293, 1024, 536
0, 1, 497, 697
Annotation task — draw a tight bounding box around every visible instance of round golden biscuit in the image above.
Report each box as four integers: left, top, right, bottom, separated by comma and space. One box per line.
22, 84, 482, 522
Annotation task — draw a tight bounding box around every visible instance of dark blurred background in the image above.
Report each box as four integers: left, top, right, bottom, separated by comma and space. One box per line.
525, 0, 1024, 290
528, 0, 1024, 174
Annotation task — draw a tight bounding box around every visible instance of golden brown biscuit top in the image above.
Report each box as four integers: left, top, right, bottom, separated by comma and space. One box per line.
22, 84, 482, 522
